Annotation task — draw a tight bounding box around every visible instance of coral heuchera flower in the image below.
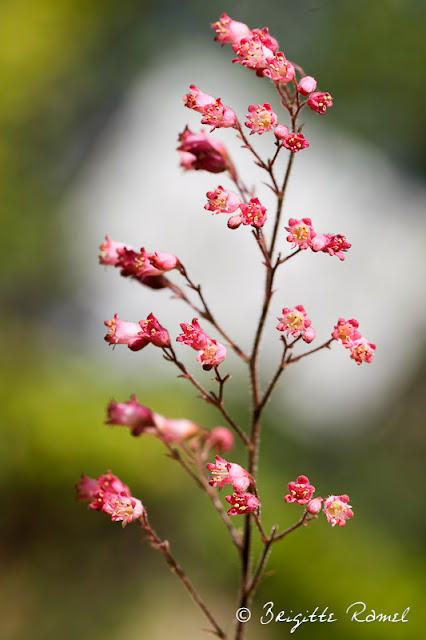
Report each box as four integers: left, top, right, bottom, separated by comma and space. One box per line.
177, 318, 226, 370
307, 497, 323, 514
274, 124, 289, 140
106, 395, 156, 436
350, 337, 376, 365
232, 34, 274, 73
207, 455, 252, 492
117, 247, 179, 279
298, 76, 317, 96
251, 27, 279, 53
138, 313, 170, 348
211, 14, 252, 46
104, 314, 148, 351
285, 217, 316, 250
308, 91, 333, 115
206, 427, 235, 453
277, 306, 315, 343
332, 318, 362, 348
263, 52, 295, 83
239, 197, 267, 227
75, 474, 99, 502
323, 494, 354, 527
201, 99, 237, 131
311, 234, 351, 260
226, 492, 260, 516
282, 132, 309, 153
284, 475, 316, 505
245, 103, 277, 134
77, 470, 144, 528
99, 236, 132, 266
178, 126, 231, 173
205, 186, 241, 214
183, 85, 216, 113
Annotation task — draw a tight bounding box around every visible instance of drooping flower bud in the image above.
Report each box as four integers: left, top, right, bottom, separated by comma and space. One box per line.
298, 76, 317, 96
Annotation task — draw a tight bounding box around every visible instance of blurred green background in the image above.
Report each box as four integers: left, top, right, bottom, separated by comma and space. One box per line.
1, 0, 425, 638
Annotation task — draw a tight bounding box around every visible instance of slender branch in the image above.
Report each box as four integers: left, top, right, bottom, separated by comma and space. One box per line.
272, 510, 313, 543
139, 515, 226, 639
257, 337, 288, 413
163, 345, 252, 449
286, 338, 334, 365
269, 151, 295, 261
247, 526, 277, 596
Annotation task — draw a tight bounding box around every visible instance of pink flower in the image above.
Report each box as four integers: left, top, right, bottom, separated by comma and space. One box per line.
205, 186, 241, 214
104, 314, 148, 351
117, 248, 179, 279
308, 91, 333, 115
183, 85, 216, 113
284, 475, 316, 505
245, 103, 277, 135
311, 234, 351, 261
251, 27, 279, 53
201, 99, 237, 131
274, 124, 289, 140
212, 14, 251, 46
283, 132, 309, 153
239, 198, 267, 227
350, 337, 376, 365
232, 34, 274, 73
226, 492, 260, 516
149, 251, 180, 272
176, 318, 226, 370
99, 236, 132, 266
153, 414, 201, 443
75, 474, 98, 502
178, 126, 231, 173
332, 318, 362, 348
206, 427, 235, 453
83, 470, 144, 527
106, 395, 157, 436
323, 494, 354, 527
307, 497, 323, 514
263, 52, 295, 83
207, 455, 252, 492
227, 214, 243, 229
298, 76, 317, 96
285, 218, 316, 250
138, 313, 170, 348
277, 306, 315, 343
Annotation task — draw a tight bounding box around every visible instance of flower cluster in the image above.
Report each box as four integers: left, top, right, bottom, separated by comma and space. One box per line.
76, 471, 144, 527
178, 126, 231, 173
284, 475, 354, 527
177, 318, 227, 370
333, 318, 376, 365
286, 218, 351, 260
104, 313, 170, 351
207, 455, 258, 516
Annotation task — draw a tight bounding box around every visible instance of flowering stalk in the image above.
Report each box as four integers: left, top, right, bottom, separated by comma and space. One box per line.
78, 13, 375, 640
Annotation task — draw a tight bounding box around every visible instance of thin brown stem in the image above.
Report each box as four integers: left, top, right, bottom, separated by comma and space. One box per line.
139, 515, 226, 639
247, 526, 277, 596
286, 338, 334, 365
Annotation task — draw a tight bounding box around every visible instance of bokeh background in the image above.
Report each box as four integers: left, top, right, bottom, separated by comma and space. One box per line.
1, 1, 425, 638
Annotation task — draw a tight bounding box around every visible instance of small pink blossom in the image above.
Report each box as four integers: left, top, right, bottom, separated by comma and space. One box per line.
307, 497, 323, 514
201, 99, 237, 131
232, 34, 274, 73
350, 337, 376, 365
311, 234, 351, 261
323, 494, 354, 527
251, 27, 279, 53
277, 306, 315, 343
104, 314, 148, 351
99, 236, 132, 266
153, 414, 201, 443
226, 492, 260, 516
183, 85, 216, 113
207, 455, 252, 492
178, 126, 231, 173
298, 76, 317, 96
75, 474, 98, 502
138, 313, 170, 348
83, 471, 144, 527
212, 14, 251, 46
284, 475, 316, 505
106, 395, 156, 436
332, 318, 362, 348
96, 471, 131, 496
308, 91, 333, 115
206, 427, 235, 453
285, 218, 316, 250
117, 248, 178, 279
205, 186, 241, 214
239, 198, 267, 227
263, 52, 295, 83
177, 318, 226, 370
274, 124, 289, 140
227, 214, 242, 229
283, 132, 309, 153
245, 103, 277, 135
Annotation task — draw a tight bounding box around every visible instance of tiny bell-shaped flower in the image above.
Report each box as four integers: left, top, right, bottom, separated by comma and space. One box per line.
226, 492, 260, 516
211, 14, 252, 46
104, 314, 148, 351
274, 125, 289, 140
323, 494, 354, 527
106, 396, 156, 436
298, 76, 317, 96
308, 91, 333, 115
285, 218, 316, 250
332, 318, 362, 348
207, 455, 252, 492
283, 132, 309, 153
284, 475, 316, 505
205, 186, 241, 214
245, 103, 277, 135
177, 318, 226, 370
99, 236, 132, 266
277, 305, 315, 343
263, 52, 295, 83
178, 126, 231, 174
239, 198, 267, 227
138, 313, 170, 348
206, 427, 235, 453
350, 337, 376, 365
307, 497, 323, 514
